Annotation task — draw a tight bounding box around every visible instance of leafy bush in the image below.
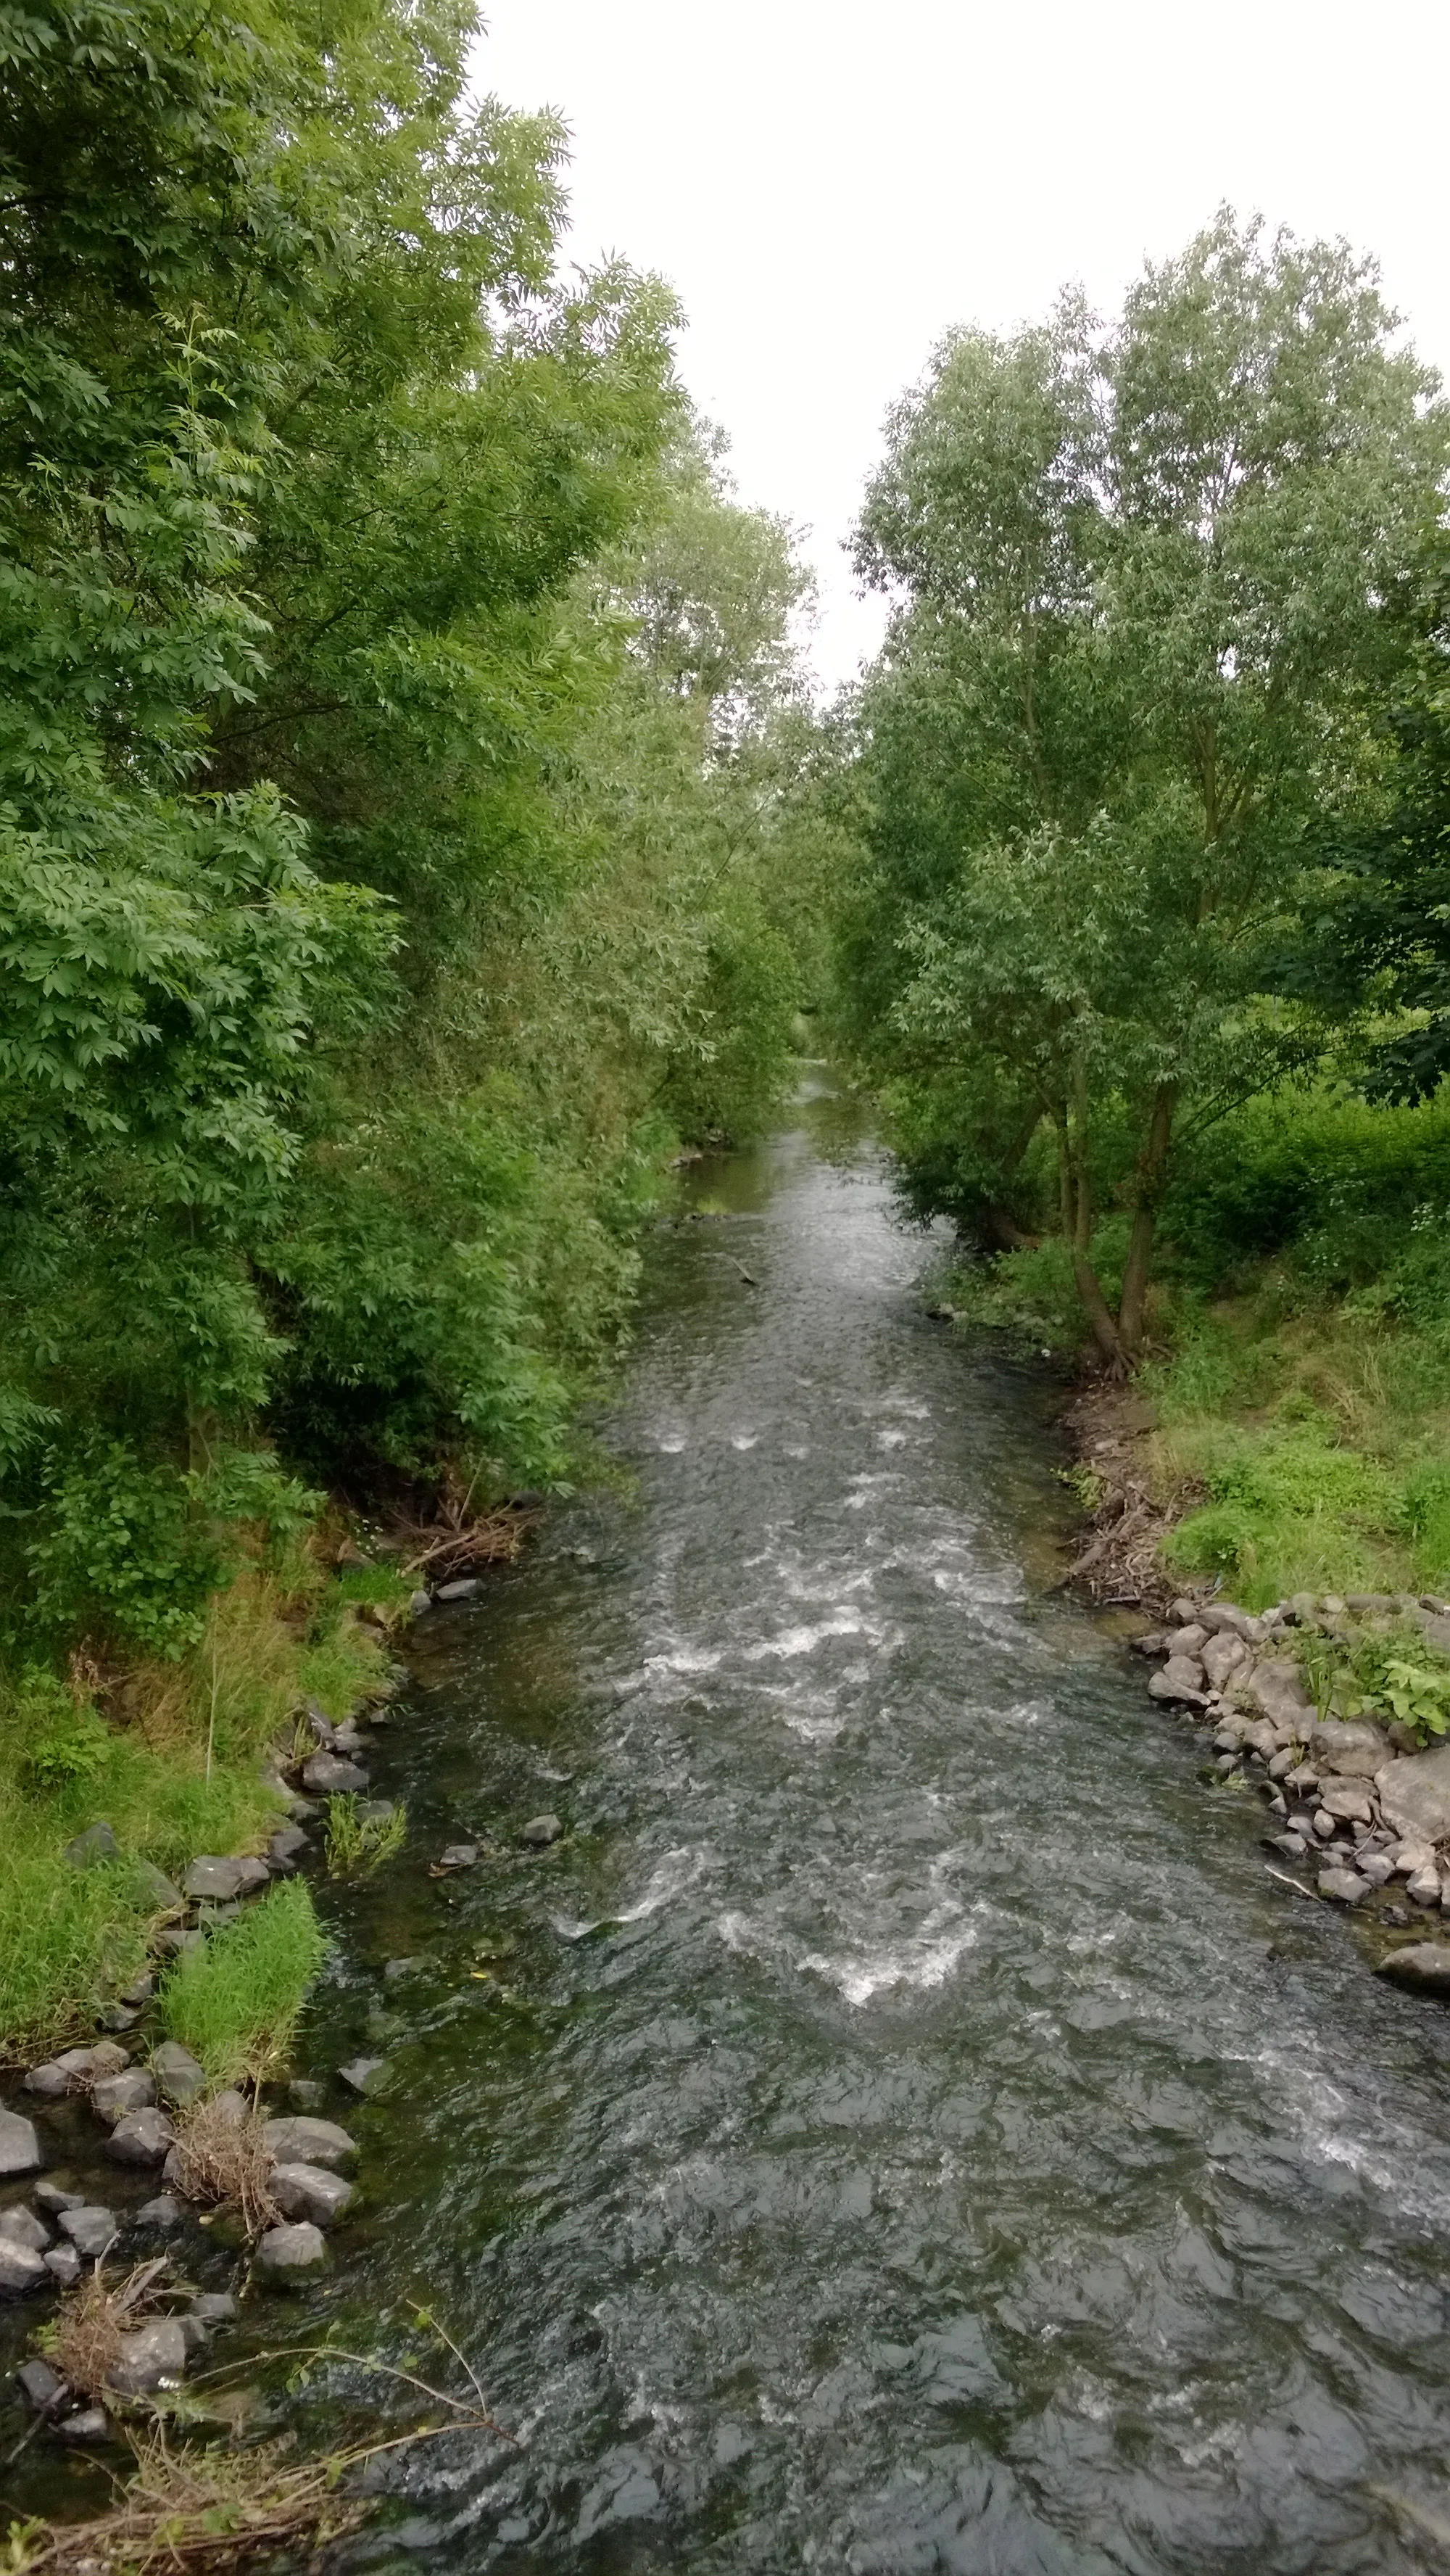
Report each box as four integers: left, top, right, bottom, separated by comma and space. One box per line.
159, 1883, 328, 2086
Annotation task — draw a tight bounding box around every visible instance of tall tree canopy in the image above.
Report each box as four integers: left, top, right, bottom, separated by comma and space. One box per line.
844, 213, 1448, 1365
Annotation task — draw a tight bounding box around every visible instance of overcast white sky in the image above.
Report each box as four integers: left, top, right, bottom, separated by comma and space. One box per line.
472, 0, 1450, 697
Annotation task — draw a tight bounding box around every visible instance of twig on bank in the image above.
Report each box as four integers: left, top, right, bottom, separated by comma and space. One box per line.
1263, 1864, 1322, 1902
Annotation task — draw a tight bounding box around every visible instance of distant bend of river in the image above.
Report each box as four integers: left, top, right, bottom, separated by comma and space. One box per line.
294, 1076, 1450, 2570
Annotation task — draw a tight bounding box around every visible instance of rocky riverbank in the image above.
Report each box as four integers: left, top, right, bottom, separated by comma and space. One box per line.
1134, 1588, 1450, 1995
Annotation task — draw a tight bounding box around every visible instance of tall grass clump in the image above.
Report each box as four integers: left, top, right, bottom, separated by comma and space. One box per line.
159, 1883, 328, 2086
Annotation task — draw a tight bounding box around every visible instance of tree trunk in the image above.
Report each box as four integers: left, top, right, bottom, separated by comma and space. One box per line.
1053, 1102, 1124, 1369
1116, 1083, 1177, 1359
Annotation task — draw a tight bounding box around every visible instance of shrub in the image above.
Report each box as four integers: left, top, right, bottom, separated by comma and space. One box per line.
159, 1882, 327, 2085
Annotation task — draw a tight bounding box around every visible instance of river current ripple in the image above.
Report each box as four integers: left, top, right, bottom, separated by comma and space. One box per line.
316, 1086, 1450, 2574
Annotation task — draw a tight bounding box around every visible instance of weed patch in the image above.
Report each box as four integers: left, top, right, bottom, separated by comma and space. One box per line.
325, 1795, 407, 1878
158, 1883, 327, 2087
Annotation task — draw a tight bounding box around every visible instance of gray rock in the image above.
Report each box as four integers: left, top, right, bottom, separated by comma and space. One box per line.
270, 2160, 355, 2227
108, 2317, 188, 2396
60, 2205, 119, 2258
1203, 1632, 1250, 1690
520, 1812, 564, 1846
1318, 1868, 1370, 1905
1378, 1745, 1450, 1846
1375, 1941, 1450, 1994
25, 2052, 91, 2099
261, 2115, 357, 2169
91, 2071, 157, 2126
189, 2291, 237, 2324
210, 2088, 249, 2128
338, 2056, 388, 2096
1246, 1661, 1314, 1730
1388, 1836, 1437, 1876
96, 2002, 140, 2034
1164, 1624, 1209, 1656
409, 1589, 432, 1616
302, 1751, 369, 1794
1310, 1717, 1391, 1777
135, 2194, 186, 2232
1267, 1748, 1296, 1780
383, 1956, 426, 1981
44, 2245, 81, 2287
1269, 1832, 1309, 1859
156, 1926, 204, 1957
438, 1843, 479, 1870
34, 2184, 85, 2216
63, 1821, 120, 1869
1148, 1656, 1207, 1704
17, 2357, 68, 2411
1312, 1809, 1338, 1841
105, 2107, 175, 2167
151, 2042, 206, 2107
0, 2110, 41, 2178
1319, 1778, 1375, 1825
254, 2221, 327, 2279
1201, 1603, 1264, 1643
120, 1971, 155, 2007
57, 2407, 112, 2444
1359, 1852, 1395, 1886
434, 1578, 481, 1602
133, 1861, 184, 1911
1406, 1865, 1443, 1905
268, 1825, 310, 1872
287, 2079, 324, 2111
0, 2205, 49, 2251
177, 2313, 210, 2358
1285, 1763, 1320, 1796
0, 2240, 48, 2295
182, 1854, 268, 1902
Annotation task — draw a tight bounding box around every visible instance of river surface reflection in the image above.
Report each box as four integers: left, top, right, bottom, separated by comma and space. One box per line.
297, 1082, 1450, 2571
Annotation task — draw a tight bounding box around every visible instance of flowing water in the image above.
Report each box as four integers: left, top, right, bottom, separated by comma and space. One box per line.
17, 1078, 1450, 2569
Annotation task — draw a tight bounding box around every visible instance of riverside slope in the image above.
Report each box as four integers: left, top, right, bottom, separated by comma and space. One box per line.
260, 1080, 1450, 2569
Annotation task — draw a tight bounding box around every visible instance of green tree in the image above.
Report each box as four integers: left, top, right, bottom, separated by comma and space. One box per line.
849, 212, 1446, 1365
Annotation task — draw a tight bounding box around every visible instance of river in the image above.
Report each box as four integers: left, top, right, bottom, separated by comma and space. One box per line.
197, 1082, 1450, 2565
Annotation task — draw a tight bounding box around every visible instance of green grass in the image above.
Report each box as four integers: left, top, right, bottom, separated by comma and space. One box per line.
324, 1793, 407, 1878
0, 1568, 388, 2063
158, 1881, 328, 2086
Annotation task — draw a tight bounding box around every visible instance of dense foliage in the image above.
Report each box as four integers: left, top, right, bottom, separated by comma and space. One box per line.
837, 212, 1450, 1368
0, 0, 813, 1673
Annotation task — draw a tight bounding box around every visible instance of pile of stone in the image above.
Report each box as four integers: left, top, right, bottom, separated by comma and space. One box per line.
1137, 1590, 1450, 1993
2, 2062, 361, 2443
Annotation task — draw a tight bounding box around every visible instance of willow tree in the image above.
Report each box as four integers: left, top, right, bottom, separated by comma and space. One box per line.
852, 212, 1446, 1366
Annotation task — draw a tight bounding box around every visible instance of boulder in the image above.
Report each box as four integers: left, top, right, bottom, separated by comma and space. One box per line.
1285, 1763, 1319, 1796
1242, 1720, 1282, 1761
409, 1589, 432, 1616
0, 2205, 49, 2251
520, 1812, 564, 1846
438, 1843, 479, 1870
135, 2194, 185, 2232
254, 2221, 327, 2280
1310, 1718, 1391, 1777
189, 2291, 237, 2324
270, 2161, 355, 2227
132, 1861, 183, 1911
1317, 1868, 1370, 1905
34, 2184, 85, 2216
0, 2240, 48, 2295
60, 2205, 119, 2258
1318, 1778, 1375, 1825
434, 1577, 481, 1602
1406, 1865, 1443, 1906
1375, 1941, 1450, 1994
44, 2244, 81, 2287
0, 2110, 41, 2178
105, 2108, 175, 2167
1377, 1745, 1450, 1846
183, 1854, 267, 1903
151, 2042, 207, 2108
107, 2318, 188, 2396
1201, 1603, 1264, 1643
63, 1821, 120, 1870
1359, 1853, 1395, 1886
301, 1751, 369, 1795
1388, 1837, 1436, 1876
338, 2056, 388, 2097
25, 2048, 100, 2100
56, 2408, 112, 2444
91, 2071, 157, 2126
268, 1825, 310, 1873
1246, 1662, 1314, 1730
1164, 1624, 1209, 1656
17, 2358, 68, 2411
1202, 1632, 1249, 1690
260, 2115, 357, 2170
